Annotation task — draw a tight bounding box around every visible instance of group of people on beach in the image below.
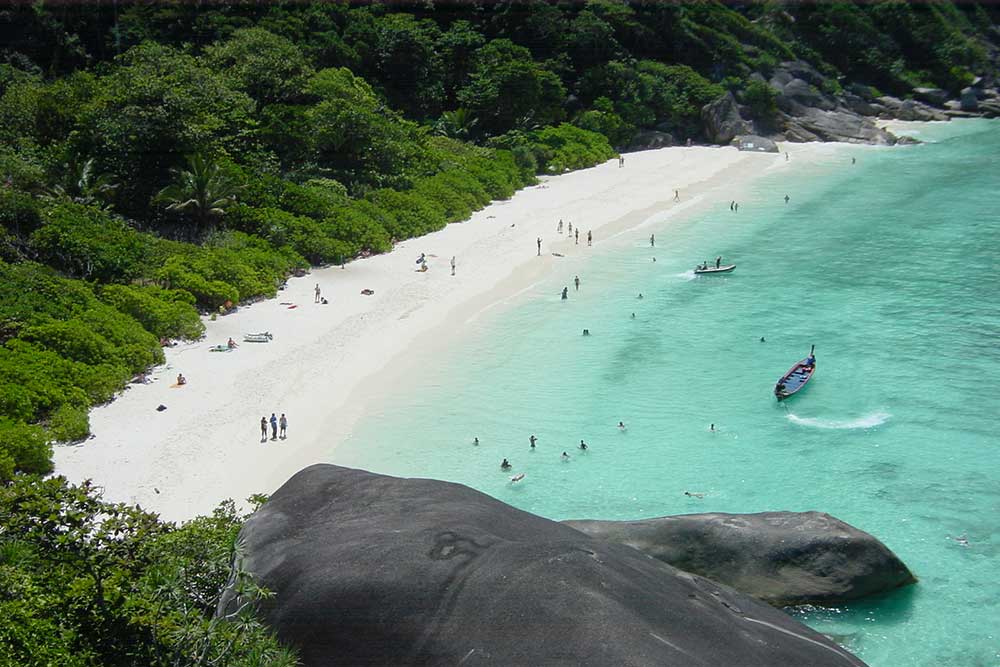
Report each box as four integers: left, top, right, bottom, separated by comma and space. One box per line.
260, 413, 288, 442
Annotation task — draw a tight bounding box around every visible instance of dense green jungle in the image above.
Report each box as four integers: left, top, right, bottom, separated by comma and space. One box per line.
1, 2, 998, 664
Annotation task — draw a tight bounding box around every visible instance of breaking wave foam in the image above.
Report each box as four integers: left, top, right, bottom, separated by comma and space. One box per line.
786, 411, 891, 430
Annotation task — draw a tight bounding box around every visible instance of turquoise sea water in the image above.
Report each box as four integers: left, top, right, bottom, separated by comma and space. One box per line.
335, 121, 1000, 666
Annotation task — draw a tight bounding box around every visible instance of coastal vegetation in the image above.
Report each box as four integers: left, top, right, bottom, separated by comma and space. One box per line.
1, 2, 998, 664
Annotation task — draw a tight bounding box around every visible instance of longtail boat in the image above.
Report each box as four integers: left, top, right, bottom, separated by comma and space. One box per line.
774, 345, 815, 401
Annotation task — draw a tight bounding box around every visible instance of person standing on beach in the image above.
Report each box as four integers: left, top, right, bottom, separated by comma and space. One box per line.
587, 230, 592, 246
674, 190, 680, 202
451, 256, 456, 276
269, 413, 278, 440
575, 229, 579, 245
314, 284, 321, 303
530, 434, 537, 448
650, 234, 655, 247
574, 275, 580, 291
537, 237, 542, 256
558, 219, 563, 233
279, 414, 287, 439
619, 155, 624, 168
260, 417, 267, 442
785, 152, 789, 161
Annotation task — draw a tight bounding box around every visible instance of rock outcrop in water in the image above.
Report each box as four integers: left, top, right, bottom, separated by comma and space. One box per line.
219, 465, 868, 667
565, 512, 916, 607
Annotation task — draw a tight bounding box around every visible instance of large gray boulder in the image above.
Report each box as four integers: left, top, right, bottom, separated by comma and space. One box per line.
877, 96, 949, 122
701, 92, 752, 144
960, 87, 979, 111
781, 107, 896, 145
627, 129, 675, 151
565, 512, 916, 607
220, 465, 868, 667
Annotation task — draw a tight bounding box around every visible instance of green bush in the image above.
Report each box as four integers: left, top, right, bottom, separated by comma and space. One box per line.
0, 418, 52, 479
99, 284, 205, 341
0, 188, 43, 237
46, 403, 90, 443
742, 80, 780, 122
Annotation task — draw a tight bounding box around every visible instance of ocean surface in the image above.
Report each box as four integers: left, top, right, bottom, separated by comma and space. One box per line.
334, 120, 1000, 667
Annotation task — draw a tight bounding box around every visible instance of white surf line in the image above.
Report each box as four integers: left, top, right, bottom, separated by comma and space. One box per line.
740, 617, 864, 665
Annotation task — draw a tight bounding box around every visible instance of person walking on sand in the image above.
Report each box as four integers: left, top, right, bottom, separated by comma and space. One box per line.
558, 219, 563, 233
451, 256, 456, 276
575, 229, 579, 245
650, 234, 655, 247
674, 190, 680, 202
537, 237, 542, 256
269, 413, 278, 440
587, 230, 592, 246
260, 417, 267, 442
314, 284, 321, 303
574, 275, 580, 291
279, 413, 287, 439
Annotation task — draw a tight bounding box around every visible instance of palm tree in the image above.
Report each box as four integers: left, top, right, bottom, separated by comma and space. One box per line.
47, 157, 118, 207
433, 108, 479, 141
154, 154, 243, 231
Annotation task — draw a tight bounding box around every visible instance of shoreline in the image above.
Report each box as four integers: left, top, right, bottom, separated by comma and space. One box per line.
54, 138, 862, 522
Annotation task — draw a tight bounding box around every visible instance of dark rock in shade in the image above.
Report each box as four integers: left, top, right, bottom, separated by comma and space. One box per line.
842, 92, 883, 117
627, 129, 675, 151
219, 465, 868, 667
701, 92, 752, 144
564, 512, 917, 607
960, 87, 979, 112
774, 77, 837, 112
732, 134, 779, 153
912, 87, 949, 108
894, 135, 922, 145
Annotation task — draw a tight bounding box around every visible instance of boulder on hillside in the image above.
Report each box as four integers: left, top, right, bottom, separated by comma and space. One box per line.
701, 92, 752, 144
732, 135, 779, 153
912, 87, 949, 107
565, 512, 917, 607
960, 87, 979, 111
842, 92, 883, 117
219, 465, 868, 667
877, 96, 949, 122
781, 107, 896, 145
773, 77, 837, 112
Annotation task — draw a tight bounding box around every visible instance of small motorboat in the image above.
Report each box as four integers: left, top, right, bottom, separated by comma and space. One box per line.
243, 332, 274, 343
694, 264, 736, 274
774, 345, 815, 401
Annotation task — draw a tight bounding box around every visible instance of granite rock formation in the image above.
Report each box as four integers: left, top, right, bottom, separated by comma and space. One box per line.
219, 465, 868, 667
565, 511, 916, 607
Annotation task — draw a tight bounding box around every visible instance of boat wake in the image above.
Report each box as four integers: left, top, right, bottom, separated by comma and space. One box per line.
676, 270, 696, 281
786, 411, 890, 430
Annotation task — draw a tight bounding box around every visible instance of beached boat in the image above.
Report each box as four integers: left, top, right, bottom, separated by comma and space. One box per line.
694, 264, 735, 274
774, 346, 815, 401
243, 332, 273, 343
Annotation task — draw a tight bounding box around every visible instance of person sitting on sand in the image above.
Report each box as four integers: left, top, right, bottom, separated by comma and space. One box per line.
501, 458, 512, 470
227, 337, 238, 349
176, 373, 187, 385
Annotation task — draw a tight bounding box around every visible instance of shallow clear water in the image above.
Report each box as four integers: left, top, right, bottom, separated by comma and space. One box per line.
335, 120, 1000, 666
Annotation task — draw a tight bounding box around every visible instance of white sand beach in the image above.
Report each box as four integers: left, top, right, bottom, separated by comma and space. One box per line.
54, 141, 842, 521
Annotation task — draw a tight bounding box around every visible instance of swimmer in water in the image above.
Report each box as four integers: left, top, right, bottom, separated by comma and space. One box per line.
501, 458, 511, 470
618, 421, 626, 430
631, 312, 636, 319
760, 336, 766, 342
561, 451, 570, 461
579, 440, 588, 450
637, 293, 644, 299
473, 437, 479, 446
684, 491, 705, 498
710, 423, 715, 432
